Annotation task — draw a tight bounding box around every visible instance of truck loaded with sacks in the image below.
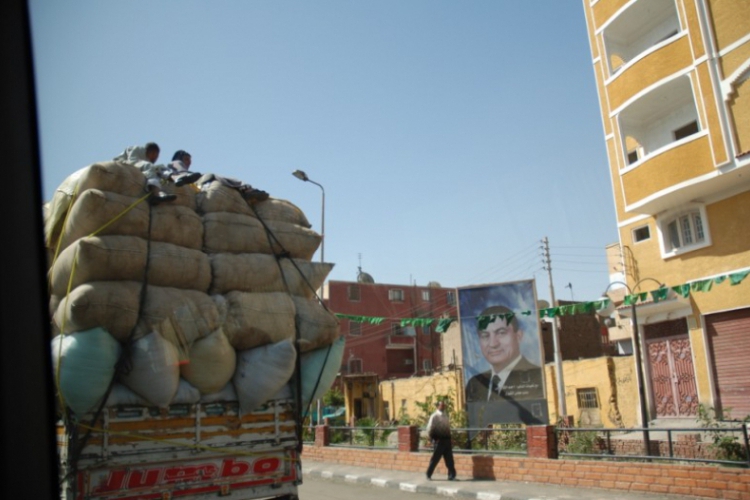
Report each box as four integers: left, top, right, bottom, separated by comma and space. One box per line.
44, 159, 343, 500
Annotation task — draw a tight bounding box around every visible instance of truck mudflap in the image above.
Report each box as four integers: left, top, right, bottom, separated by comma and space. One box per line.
68, 449, 300, 499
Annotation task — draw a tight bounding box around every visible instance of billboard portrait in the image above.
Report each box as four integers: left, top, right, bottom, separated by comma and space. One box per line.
459, 280, 548, 426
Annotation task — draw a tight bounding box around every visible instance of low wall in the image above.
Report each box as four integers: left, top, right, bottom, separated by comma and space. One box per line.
303, 425, 750, 499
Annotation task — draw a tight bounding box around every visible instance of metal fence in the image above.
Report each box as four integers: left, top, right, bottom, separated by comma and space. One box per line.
309, 423, 750, 467
328, 426, 399, 449
556, 423, 750, 467
424, 426, 528, 455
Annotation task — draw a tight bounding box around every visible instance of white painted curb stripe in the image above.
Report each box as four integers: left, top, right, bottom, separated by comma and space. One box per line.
399, 482, 417, 492
321, 471, 333, 478
344, 474, 358, 483
477, 492, 502, 500
371, 478, 388, 487
436, 486, 459, 496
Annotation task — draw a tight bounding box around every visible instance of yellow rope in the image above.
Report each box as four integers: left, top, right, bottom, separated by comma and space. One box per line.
53, 190, 151, 413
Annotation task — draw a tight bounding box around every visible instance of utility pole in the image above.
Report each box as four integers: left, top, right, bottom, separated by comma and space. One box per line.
542, 237, 567, 419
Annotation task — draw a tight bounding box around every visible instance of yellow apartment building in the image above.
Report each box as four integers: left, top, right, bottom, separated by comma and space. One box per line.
582, 0, 750, 422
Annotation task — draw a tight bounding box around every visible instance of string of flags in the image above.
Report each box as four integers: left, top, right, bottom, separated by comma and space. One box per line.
333, 268, 750, 333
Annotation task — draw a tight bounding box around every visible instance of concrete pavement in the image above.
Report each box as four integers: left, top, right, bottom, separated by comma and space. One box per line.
301, 459, 702, 500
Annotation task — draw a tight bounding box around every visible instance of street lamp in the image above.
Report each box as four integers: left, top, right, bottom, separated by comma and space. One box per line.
598, 277, 664, 458
292, 169, 326, 427
292, 170, 325, 263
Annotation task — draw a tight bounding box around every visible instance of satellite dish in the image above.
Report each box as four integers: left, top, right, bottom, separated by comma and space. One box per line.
537, 300, 550, 310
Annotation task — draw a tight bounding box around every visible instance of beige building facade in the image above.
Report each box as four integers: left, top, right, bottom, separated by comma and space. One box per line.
583, 0, 750, 421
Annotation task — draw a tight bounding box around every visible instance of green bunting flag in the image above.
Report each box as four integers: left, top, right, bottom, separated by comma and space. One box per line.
730, 269, 750, 285
691, 279, 713, 292
335, 314, 386, 325
400, 318, 435, 328
651, 287, 669, 302
477, 312, 515, 331
671, 284, 690, 298
332, 267, 747, 330
435, 318, 455, 333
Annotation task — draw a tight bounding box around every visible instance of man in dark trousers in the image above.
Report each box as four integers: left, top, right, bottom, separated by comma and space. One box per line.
425, 400, 456, 481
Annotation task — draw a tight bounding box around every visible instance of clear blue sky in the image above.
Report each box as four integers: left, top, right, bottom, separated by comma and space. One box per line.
29, 0, 617, 304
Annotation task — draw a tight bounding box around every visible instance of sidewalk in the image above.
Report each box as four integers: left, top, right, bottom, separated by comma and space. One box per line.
301, 459, 700, 500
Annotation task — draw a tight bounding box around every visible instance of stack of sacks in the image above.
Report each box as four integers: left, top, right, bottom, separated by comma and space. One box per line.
197, 177, 340, 413
46, 161, 342, 416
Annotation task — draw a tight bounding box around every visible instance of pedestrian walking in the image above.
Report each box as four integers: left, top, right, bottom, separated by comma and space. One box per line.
425, 400, 456, 480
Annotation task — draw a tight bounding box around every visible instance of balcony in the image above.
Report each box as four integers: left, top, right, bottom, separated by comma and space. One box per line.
621, 134, 714, 214
601, 0, 681, 77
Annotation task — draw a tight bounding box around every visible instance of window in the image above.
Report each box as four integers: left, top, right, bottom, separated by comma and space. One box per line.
658, 207, 710, 256
421, 290, 431, 301
388, 289, 404, 301
391, 323, 404, 336
576, 388, 599, 409
348, 285, 360, 301
349, 358, 363, 374
349, 321, 361, 336
673, 121, 699, 141
627, 149, 639, 165
667, 212, 704, 250
446, 291, 456, 305
633, 225, 650, 243
422, 324, 431, 336
423, 359, 432, 371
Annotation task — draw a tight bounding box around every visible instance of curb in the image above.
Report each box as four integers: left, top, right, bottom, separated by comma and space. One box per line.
303, 467, 526, 500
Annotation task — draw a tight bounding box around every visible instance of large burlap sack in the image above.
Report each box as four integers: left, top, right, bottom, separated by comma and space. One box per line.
118, 331, 180, 408
44, 162, 196, 247
203, 212, 321, 259
196, 180, 253, 216
45, 163, 147, 247
209, 253, 333, 297
296, 336, 345, 417
222, 291, 296, 350
293, 297, 341, 353
251, 198, 311, 228
53, 281, 219, 343
50, 327, 121, 416
180, 329, 236, 395
51, 189, 203, 254
233, 339, 296, 414
49, 235, 211, 296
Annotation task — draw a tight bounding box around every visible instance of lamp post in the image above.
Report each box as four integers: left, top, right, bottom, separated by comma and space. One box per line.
292, 170, 325, 426
599, 278, 663, 458
292, 170, 325, 263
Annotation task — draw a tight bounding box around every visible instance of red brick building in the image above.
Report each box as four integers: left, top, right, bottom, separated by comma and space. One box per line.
324, 276, 458, 380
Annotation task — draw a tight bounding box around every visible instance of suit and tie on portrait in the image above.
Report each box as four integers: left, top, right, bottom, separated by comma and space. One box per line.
465, 305, 544, 403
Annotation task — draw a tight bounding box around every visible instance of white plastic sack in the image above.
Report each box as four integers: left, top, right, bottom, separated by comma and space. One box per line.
118, 331, 180, 408
297, 336, 345, 417
50, 327, 121, 416
233, 339, 296, 414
